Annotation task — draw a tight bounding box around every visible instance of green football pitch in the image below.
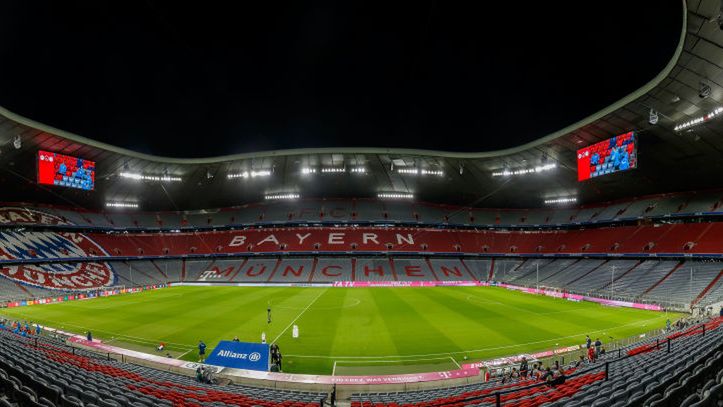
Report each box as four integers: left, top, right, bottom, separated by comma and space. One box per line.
0, 286, 677, 375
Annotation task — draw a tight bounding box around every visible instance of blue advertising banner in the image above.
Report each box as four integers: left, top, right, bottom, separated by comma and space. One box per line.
204, 341, 270, 371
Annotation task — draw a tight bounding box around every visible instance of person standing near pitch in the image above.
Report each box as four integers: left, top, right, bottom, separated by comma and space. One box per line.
267, 304, 272, 324
198, 340, 207, 363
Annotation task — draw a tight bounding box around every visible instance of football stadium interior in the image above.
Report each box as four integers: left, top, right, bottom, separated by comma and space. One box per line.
1, 1, 723, 406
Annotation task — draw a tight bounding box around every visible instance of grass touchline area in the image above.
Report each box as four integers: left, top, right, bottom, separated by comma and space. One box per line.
0, 286, 678, 375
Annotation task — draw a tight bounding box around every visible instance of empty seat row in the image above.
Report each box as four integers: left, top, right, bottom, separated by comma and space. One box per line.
0, 329, 326, 407
3, 190, 722, 229
351, 319, 723, 407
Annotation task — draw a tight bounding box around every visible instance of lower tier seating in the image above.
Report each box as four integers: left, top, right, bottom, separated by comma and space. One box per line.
4, 224, 723, 260
2, 258, 722, 309
0, 318, 720, 407
0, 329, 326, 407
351, 319, 723, 407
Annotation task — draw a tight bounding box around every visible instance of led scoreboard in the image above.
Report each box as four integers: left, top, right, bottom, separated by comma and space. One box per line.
577, 132, 637, 181
37, 150, 95, 190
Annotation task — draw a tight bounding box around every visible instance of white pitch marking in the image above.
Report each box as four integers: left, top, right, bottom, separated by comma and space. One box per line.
465, 294, 586, 316
273, 297, 361, 311
271, 289, 327, 345
285, 315, 666, 359
333, 356, 454, 365
176, 349, 195, 359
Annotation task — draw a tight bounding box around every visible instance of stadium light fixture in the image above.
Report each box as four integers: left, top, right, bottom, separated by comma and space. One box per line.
492, 163, 556, 177
227, 170, 271, 179
378, 192, 414, 199
397, 168, 443, 176
674, 107, 723, 132
105, 202, 139, 209
301, 167, 316, 175
321, 167, 345, 173
544, 197, 577, 204
265, 193, 300, 200
350, 167, 367, 174
397, 168, 419, 175
119, 172, 182, 182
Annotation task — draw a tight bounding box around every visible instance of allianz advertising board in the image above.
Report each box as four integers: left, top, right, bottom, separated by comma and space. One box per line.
204, 341, 270, 371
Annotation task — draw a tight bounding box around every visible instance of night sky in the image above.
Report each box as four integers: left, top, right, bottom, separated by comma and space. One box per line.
0, 1, 682, 158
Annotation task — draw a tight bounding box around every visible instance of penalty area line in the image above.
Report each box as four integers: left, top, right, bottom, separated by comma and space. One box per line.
271, 289, 326, 345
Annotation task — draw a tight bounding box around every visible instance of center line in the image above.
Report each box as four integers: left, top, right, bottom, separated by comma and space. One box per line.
271, 289, 326, 344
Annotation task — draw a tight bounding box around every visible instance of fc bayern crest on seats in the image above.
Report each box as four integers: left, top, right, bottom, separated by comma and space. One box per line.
0, 207, 74, 225
0, 228, 115, 290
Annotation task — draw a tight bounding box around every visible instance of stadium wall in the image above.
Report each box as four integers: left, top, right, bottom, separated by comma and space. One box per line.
3, 255, 722, 310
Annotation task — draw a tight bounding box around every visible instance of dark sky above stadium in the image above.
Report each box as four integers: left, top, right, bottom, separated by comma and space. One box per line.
0, 1, 681, 158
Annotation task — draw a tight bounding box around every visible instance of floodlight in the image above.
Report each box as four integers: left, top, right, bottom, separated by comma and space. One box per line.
120, 172, 182, 182
673, 107, 723, 131
492, 163, 556, 177
378, 192, 414, 199
228, 170, 271, 179
265, 193, 300, 200
106, 202, 139, 209
544, 197, 577, 204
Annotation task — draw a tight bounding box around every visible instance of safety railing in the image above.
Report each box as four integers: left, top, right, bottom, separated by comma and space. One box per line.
353, 321, 715, 407
444, 322, 713, 407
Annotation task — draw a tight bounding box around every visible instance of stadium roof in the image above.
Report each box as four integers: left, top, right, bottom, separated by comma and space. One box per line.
1, 0, 722, 211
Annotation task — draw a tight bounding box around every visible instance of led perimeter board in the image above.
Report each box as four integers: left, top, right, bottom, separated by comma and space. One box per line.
37, 150, 95, 190
577, 131, 637, 181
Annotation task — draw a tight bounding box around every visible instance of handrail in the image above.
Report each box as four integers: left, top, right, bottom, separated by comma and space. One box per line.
358, 321, 715, 407
504, 282, 691, 311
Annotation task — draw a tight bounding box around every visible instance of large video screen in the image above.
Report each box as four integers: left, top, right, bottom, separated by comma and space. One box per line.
37, 150, 95, 190
577, 131, 637, 181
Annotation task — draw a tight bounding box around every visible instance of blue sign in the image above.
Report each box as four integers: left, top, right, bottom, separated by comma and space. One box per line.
204, 341, 270, 371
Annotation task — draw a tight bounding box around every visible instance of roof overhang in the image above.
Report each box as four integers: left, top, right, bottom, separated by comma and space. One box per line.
1, 0, 722, 211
